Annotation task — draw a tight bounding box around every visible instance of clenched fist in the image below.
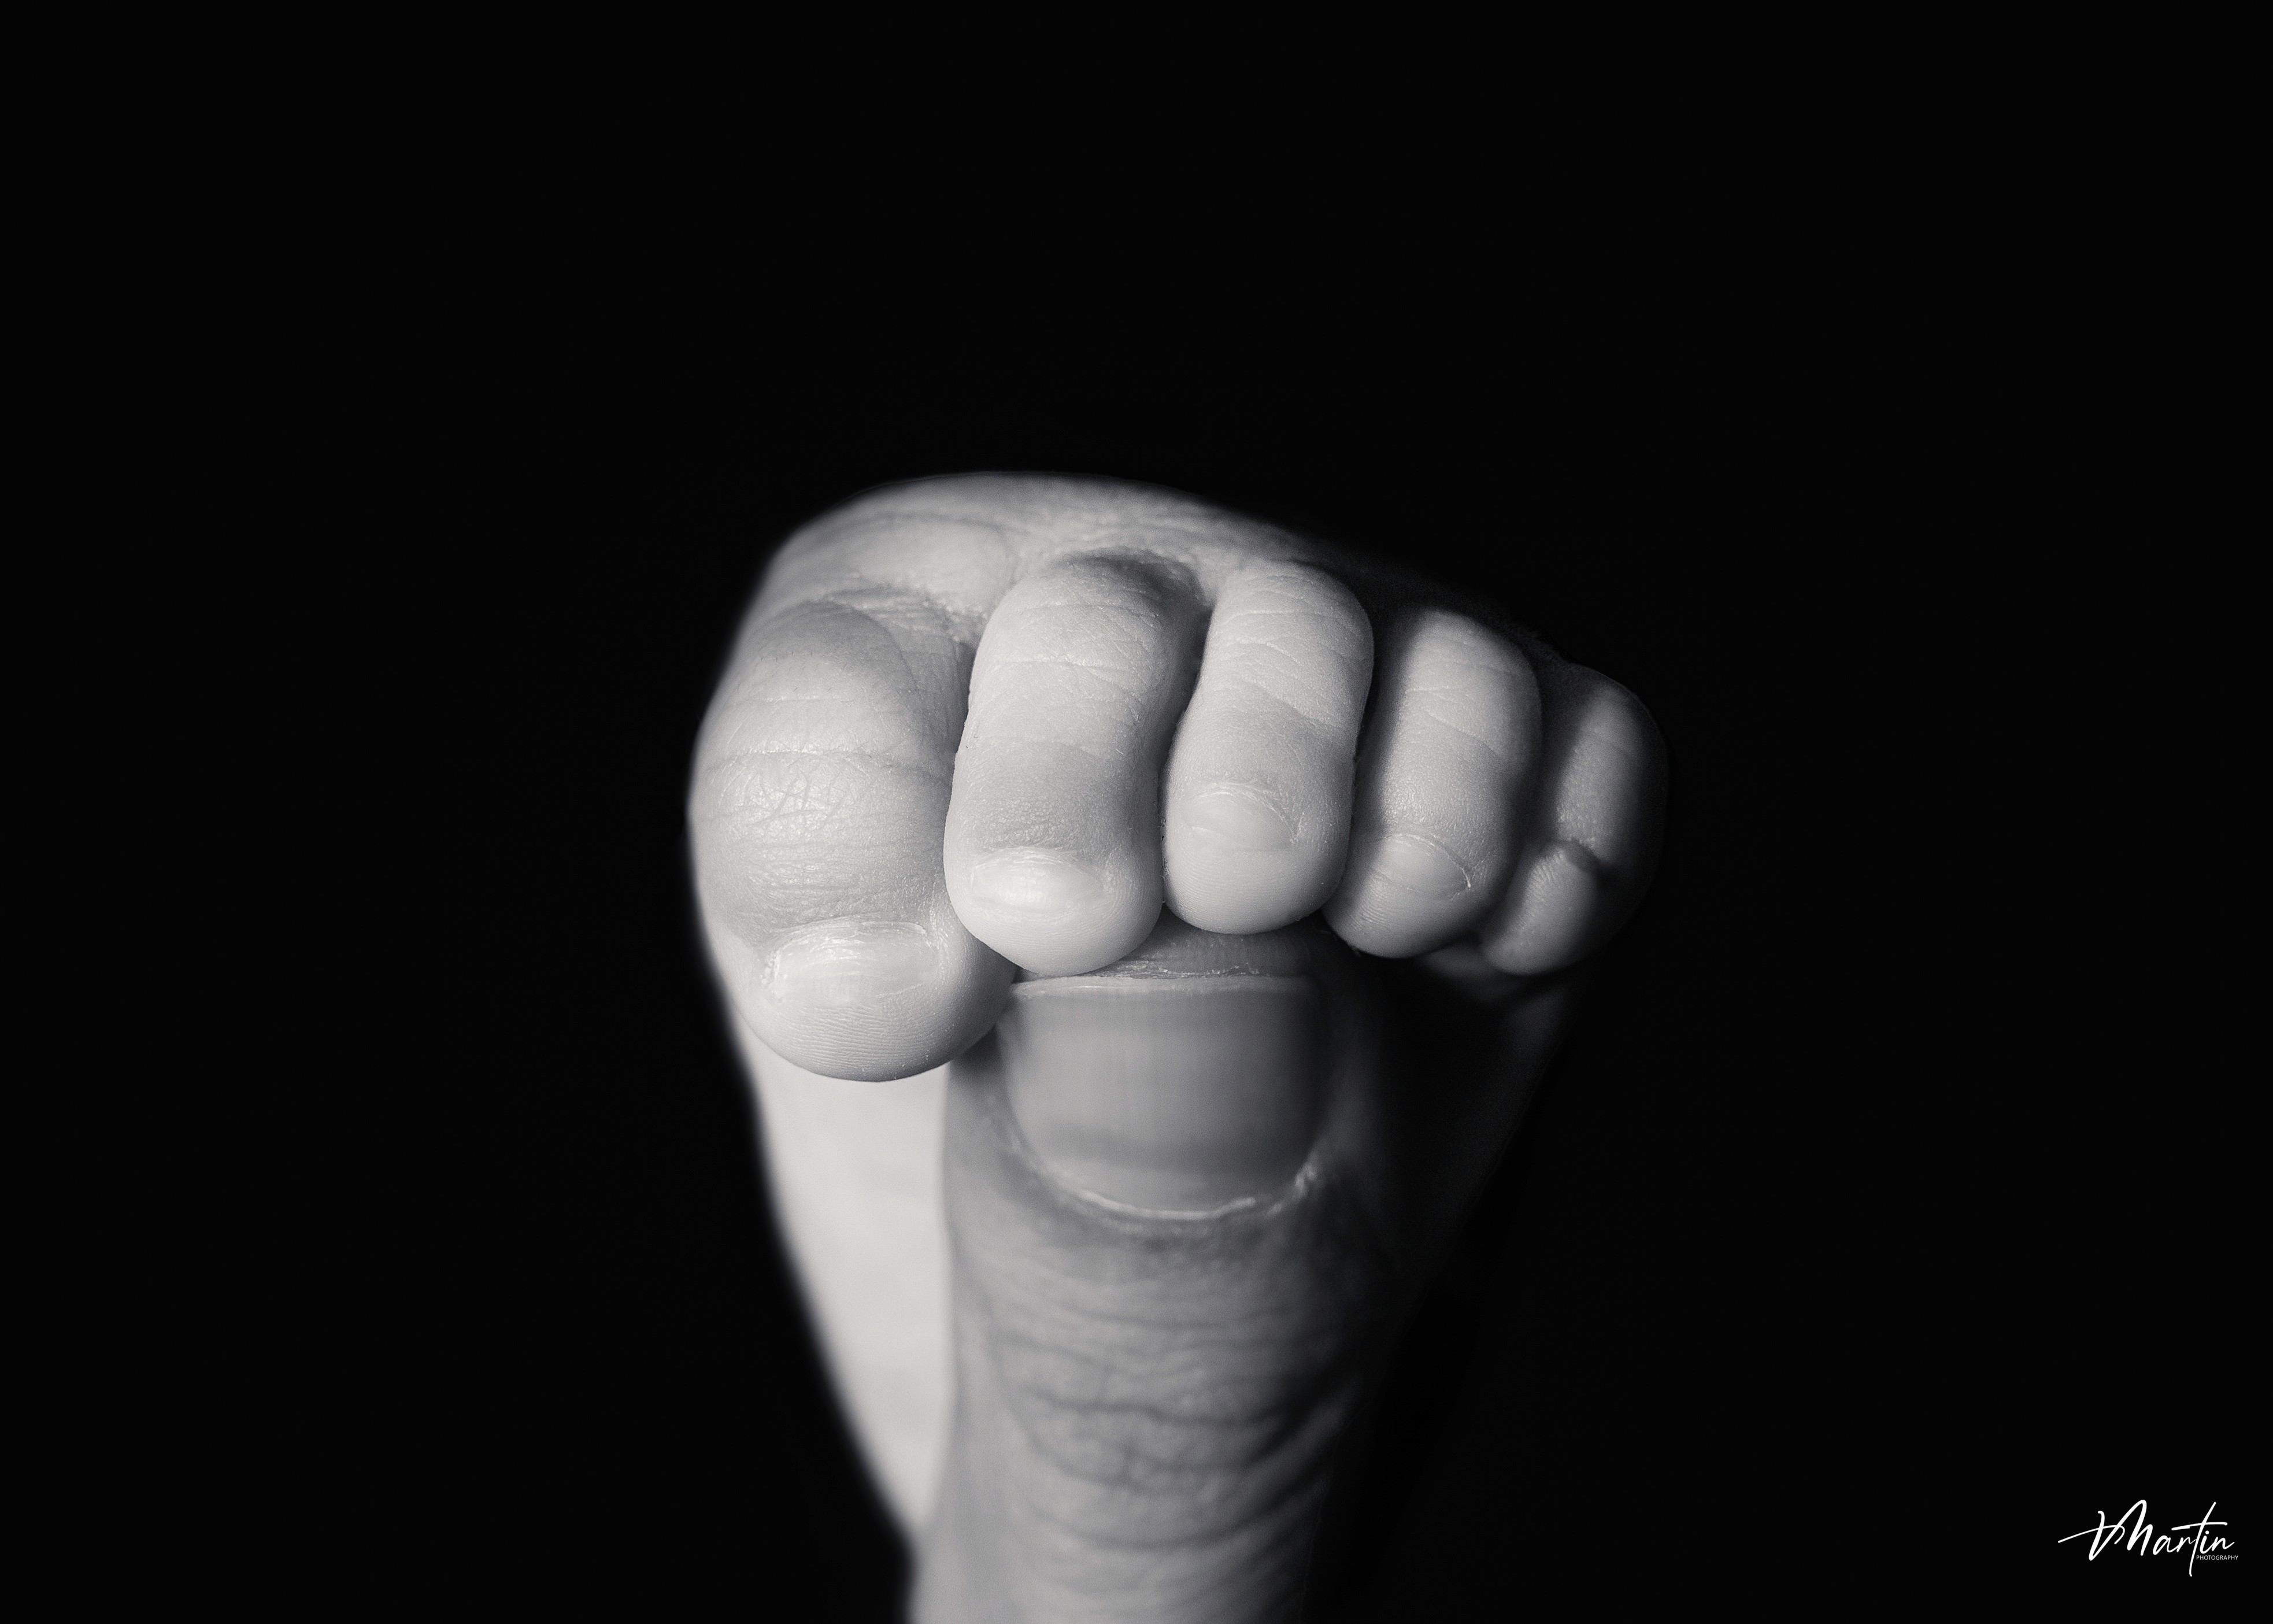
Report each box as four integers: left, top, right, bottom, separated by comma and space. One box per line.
690, 475, 1664, 1623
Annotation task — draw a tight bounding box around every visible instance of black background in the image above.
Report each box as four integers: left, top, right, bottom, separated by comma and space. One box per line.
445, 335, 2244, 1611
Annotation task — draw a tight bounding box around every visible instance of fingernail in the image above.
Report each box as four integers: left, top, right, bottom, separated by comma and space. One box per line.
968, 850, 1104, 916
1184, 787, 1295, 852
766, 923, 934, 1008
997, 978, 1324, 1213
1498, 841, 1603, 971
1371, 833, 1472, 901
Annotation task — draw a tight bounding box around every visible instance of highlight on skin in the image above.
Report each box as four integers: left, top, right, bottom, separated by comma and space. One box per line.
686, 474, 1667, 1622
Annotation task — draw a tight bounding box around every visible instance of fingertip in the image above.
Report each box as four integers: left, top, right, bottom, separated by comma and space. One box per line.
1161, 562, 1371, 938
1545, 665, 1668, 862
964, 850, 1107, 918
1163, 778, 1348, 936
942, 817, 1169, 975
944, 556, 1202, 975
1325, 608, 1538, 958
709, 913, 1017, 1081
1475, 663, 1667, 975
1323, 831, 1480, 956
1478, 840, 1605, 976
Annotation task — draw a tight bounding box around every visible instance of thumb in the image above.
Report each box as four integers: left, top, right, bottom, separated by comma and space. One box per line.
916, 918, 1568, 1623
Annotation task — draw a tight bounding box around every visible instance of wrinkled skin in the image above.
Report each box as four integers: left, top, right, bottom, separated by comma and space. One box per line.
690, 476, 1665, 1623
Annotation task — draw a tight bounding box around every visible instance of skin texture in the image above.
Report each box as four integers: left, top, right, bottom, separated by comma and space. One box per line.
690, 476, 1665, 1622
